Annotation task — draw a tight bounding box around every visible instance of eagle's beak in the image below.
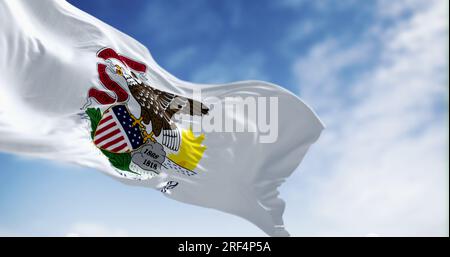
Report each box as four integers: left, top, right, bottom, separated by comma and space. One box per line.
114, 65, 123, 76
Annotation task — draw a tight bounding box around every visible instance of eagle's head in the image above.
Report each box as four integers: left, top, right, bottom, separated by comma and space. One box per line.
114, 64, 142, 87
105, 60, 144, 88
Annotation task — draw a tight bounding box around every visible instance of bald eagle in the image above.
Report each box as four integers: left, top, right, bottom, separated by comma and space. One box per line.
114, 64, 209, 151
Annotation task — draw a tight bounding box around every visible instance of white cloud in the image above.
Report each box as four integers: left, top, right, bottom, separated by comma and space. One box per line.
190, 44, 267, 84
65, 222, 128, 237
279, 19, 324, 57
286, 0, 448, 236
376, 0, 429, 19
164, 46, 198, 70
294, 38, 373, 112
276, 0, 359, 11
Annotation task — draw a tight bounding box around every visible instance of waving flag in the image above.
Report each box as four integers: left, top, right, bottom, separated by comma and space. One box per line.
0, 0, 324, 236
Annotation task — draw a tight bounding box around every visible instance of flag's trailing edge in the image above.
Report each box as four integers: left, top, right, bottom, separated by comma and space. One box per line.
0, 0, 324, 236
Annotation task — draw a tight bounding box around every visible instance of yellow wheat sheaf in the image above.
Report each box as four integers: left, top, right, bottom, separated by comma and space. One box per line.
168, 128, 206, 171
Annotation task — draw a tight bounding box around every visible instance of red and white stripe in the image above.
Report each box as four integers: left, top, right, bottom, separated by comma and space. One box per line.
93, 110, 132, 153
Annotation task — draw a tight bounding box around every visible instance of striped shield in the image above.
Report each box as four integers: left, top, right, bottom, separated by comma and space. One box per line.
93, 105, 144, 153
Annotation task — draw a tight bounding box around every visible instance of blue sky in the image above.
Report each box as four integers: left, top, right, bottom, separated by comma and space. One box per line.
0, 0, 448, 236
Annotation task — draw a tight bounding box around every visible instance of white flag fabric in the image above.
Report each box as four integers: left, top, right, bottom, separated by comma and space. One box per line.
0, 0, 323, 236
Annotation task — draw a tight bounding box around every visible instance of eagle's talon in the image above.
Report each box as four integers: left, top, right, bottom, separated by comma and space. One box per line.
130, 114, 144, 128
142, 131, 156, 143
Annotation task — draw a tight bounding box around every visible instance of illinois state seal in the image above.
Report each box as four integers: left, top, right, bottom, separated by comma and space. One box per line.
82, 47, 209, 181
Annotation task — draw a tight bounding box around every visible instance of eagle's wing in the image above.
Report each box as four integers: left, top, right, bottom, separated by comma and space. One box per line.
129, 84, 166, 136
130, 83, 208, 151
